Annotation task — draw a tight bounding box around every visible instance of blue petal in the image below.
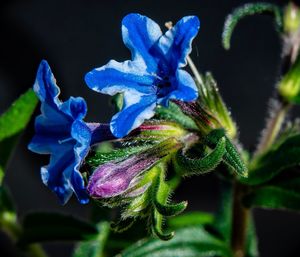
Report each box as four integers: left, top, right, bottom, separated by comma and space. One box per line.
110, 93, 157, 138
158, 69, 198, 106
34, 60, 61, 106
85, 60, 156, 96
122, 13, 162, 72
156, 16, 200, 70
29, 60, 91, 204
60, 96, 87, 121
41, 149, 75, 204
71, 120, 92, 204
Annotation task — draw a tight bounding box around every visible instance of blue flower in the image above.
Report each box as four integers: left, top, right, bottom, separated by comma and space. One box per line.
28, 60, 113, 204
85, 13, 200, 138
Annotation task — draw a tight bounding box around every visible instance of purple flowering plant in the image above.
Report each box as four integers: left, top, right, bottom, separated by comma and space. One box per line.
1, 2, 300, 257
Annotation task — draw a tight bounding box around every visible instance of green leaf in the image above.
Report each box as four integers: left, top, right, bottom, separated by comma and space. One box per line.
168, 212, 214, 229
213, 181, 233, 243
244, 133, 300, 185
18, 212, 98, 245
0, 89, 38, 181
73, 222, 110, 257
243, 186, 300, 211
222, 2, 283, 50
175, 137, 226, 176
155, 102, 198, 131
118, 226, 232, 257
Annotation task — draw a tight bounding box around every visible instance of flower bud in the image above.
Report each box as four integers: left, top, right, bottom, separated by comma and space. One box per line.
87, 138, 182, 199
283, 3, 300, 34
278, 53, 300, 104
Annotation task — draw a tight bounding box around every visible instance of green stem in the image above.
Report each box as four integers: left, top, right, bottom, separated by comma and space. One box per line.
231, 182, 250, 257
255, 100, 291, 156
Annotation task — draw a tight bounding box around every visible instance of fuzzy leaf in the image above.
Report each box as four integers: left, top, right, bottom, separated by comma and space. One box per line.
18, 212, 98, 245
213, 181, 233, 243
0, 89, 38, 180
243, 185, 300, 211
73, 222, 110, 257
223, 2, 283, 50
175, 137, 226, 176
244, 133, 300, 185
118, 226, 232, 257
155, 102, 198, 130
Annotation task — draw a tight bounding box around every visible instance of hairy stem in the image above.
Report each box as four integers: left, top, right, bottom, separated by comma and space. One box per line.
231, 182, 250, 257
255, 99, 291, 156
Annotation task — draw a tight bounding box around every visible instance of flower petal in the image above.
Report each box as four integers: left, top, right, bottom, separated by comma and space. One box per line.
122, 13, 162, 72
157, 16, 200, 70
33, 60, 62, 107
159, 69, 198, 106
41, 150, 75, 204
60, 96, 87, 120
110, 94, 157, 138
28, 60, 92, 204
85, 60, 156, 96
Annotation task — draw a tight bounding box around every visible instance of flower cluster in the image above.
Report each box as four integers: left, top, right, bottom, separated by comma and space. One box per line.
29, 13, 245, 238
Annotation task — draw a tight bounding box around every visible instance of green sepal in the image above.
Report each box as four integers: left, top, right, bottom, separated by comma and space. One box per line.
155, 101, 198, 130
197, 73, 237, 139
223, 137, 248, 177
222, 2, 283, 50
206, 129, 248, 177
154, 199, 187, 217
86, 145, 151, 168
0, 89, 38, 182
153, 174, 187, 217
175, 137, 226, 176
150, 170, 175, 240
110, 218, 136, 233
151, 210, 174, 241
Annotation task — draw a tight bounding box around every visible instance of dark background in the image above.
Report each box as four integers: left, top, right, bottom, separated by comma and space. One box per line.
1, 0, 300, 256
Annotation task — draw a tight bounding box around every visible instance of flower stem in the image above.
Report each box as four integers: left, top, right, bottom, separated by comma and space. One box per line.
255, 99, 291, 156
231, 181, 250, 257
